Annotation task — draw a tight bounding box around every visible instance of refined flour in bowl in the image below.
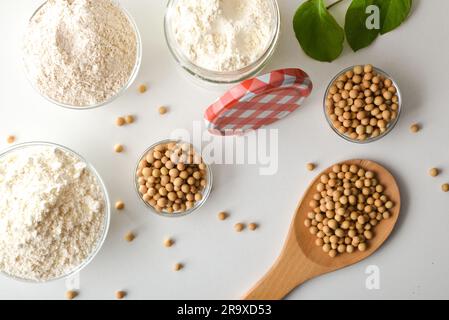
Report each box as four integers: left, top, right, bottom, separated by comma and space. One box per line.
22, 0, 141, 109
0, 142, 110, 282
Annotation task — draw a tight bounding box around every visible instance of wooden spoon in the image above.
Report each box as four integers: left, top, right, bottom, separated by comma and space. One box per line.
243, 159, 400, 300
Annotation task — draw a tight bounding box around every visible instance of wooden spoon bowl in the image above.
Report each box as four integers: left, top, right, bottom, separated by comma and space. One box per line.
243, 159, 400, 300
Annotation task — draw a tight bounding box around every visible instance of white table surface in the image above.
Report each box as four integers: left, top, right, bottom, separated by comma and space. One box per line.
1, 0, 448, 300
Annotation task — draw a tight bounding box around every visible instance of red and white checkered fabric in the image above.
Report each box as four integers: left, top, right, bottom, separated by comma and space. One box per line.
205, 69, 313, 136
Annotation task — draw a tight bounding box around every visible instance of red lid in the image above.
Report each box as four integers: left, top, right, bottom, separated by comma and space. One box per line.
204, 68, 313, 136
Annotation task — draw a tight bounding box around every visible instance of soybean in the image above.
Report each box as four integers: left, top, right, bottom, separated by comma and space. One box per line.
304, 164, 393, 257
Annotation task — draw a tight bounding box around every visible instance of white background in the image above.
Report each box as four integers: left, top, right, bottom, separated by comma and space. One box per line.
1, 0, 448, 300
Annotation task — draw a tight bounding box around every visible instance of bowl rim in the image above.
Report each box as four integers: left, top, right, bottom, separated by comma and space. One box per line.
22, 0, 142, 110
0, 141, 111, 283
163, 0, 281, 85
134, 139, 213, 218
323, 66, 402, 144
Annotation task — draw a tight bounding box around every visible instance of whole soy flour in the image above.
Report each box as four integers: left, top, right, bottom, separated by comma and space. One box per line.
0, 146, 106, 281
23, 0, 138, 107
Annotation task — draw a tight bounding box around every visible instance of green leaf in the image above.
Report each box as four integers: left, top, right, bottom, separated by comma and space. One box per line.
379, 0, 412, 34
293, 0, 344, 62
345, 0, 379, 51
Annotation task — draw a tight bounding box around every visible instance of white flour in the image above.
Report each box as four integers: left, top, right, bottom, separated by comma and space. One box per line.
23, 0, 138, 107
0, 146, 106, 281
171, 0, 275, 72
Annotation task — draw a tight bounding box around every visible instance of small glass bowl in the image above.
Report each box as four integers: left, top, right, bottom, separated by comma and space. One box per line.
23, 1, 142, 110
135, 139, 213, 218
164, 0, 281, 87
0, 142, 111, 283
324, 66, 402, 144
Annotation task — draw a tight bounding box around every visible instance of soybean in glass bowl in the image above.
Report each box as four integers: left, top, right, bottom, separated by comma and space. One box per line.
23, 1, 142, 110
135, 140, 213, 218
163, 0, 281, 87
0, 142, 111, 283
324, 66, 402, 144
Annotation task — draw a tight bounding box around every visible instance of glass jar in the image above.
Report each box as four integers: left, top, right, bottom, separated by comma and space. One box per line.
23, 1, 142, 110
324, 66, 402, 144
164, 0, 281, 87
0, 142, 111, 283
135, 139, 213, 218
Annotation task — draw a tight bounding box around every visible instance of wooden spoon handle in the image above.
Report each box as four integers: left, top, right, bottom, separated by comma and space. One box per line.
243, 240, 318, 300
243, 265, 305, 300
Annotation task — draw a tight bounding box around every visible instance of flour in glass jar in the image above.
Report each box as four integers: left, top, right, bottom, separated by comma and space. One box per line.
171, 0, 275, 72
0, 146, 106, 281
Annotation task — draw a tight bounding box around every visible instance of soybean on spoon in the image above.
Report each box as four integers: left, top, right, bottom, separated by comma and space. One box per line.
243, 159, 401, 300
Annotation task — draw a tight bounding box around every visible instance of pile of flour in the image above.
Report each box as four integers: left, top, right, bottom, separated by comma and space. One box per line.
171, 0, 275, 72
23, 0, 138, 107
0, 146, 106, 281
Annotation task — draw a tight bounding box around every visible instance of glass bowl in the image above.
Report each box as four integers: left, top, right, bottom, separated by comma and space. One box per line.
164, 0, 281, 87
135, 139, 213, 218
324, 66, 402, 144
23, 0, 142, 110
0, 142, 111, 283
